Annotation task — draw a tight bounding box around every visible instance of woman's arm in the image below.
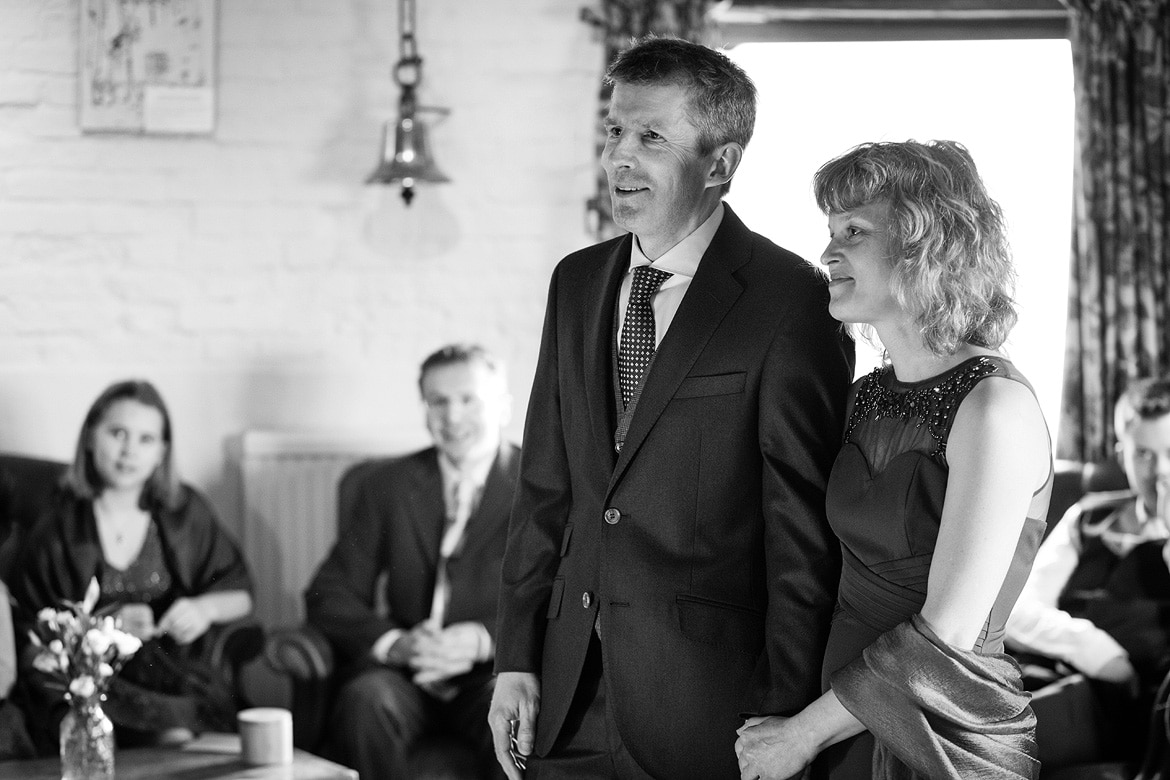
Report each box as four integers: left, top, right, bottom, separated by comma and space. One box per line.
737, 376, 1051, 780
919, 376, 1050, 647
157, 589, 252, 645
736, 690, 864, 780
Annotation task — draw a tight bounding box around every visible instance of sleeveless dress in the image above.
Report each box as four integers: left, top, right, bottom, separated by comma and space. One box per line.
813, 355, 1053, 778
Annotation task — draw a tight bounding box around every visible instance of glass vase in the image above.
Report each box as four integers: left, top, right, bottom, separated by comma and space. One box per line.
60, 700, 115, 780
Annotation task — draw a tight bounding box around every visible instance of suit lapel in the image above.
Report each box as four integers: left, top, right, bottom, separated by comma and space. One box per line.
584, 237, 631, 471
608, 207, 751, 492
405, 451, 445, 565
455, 444, 517, 559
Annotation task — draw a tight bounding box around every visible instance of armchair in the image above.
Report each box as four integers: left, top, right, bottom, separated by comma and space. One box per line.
263, 457, 479, 778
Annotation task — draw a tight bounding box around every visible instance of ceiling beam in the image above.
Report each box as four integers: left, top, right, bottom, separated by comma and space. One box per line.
712, 0, 1069, 43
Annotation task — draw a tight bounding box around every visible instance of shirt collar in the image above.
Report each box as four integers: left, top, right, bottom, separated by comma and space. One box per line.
437, 445, 497, 489
629, 201, 725, 278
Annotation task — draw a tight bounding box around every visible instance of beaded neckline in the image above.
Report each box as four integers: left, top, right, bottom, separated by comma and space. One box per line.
844, 356, 1002, 458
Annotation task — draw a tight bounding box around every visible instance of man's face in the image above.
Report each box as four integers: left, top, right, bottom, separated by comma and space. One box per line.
421, 360, 510, 468
601, 80, 723, 259
1118, 413, 1170, 519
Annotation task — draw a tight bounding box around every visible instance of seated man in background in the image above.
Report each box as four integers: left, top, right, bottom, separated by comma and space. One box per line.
1007, 374, 1170, 765
306, 344, 518, 780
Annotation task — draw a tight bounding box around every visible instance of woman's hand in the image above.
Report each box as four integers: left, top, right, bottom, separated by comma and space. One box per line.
735, 715, 816, 780
116, 603, 157, 642
157, 598, 213, 645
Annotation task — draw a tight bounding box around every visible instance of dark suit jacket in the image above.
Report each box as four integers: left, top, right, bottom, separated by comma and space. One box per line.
495, 205, 854, 779
306, 444, 521, 673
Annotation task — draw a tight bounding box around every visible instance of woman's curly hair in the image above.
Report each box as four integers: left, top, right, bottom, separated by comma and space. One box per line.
813, 140, 1017, 356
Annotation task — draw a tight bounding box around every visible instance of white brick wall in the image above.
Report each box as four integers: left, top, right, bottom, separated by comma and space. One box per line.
0, 0, 600, 532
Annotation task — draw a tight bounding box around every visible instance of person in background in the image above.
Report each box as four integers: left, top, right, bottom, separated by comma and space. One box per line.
489, 36, 854, 780
12, 379, 253, 752
736, 140, 1053, 780
0, 579, 34, 760
1007, 375, 1170, 765
306, 344, 518, 780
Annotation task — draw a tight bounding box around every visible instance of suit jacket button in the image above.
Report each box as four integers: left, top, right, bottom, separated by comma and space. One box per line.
603, 508, 621, 525
582, 592, 593, 609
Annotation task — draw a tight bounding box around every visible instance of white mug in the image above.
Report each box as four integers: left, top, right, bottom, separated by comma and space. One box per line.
237, 707, 294, 766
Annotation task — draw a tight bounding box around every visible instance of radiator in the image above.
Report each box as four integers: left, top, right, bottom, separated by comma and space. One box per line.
238, 430, 406, 628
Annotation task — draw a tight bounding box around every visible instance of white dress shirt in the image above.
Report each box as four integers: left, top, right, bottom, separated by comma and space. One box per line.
1006, 493, 1169, 676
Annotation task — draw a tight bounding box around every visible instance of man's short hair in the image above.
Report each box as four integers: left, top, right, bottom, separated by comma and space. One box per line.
1115, 375, 1170, 437
417, 344, 505, 393
605, 35, 757, 156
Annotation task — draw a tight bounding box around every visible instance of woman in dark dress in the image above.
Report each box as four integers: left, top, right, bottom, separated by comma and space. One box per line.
14, 380, 252, 750
736, 141, 1052, 780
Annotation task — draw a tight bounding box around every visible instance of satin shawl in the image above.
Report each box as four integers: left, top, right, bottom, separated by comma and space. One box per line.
833, 614, 1039, 780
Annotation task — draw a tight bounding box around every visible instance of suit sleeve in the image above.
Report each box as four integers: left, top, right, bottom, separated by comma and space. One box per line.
750, 268, 854, 715
305, 478, 400, 665
495, 265, 574, 674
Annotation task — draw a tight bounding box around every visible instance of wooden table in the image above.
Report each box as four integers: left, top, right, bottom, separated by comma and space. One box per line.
0, 733, 358, 779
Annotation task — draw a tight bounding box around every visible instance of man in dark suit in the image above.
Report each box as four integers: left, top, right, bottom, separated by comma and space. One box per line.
307, 344, 519, 780
488, 37, 855, 780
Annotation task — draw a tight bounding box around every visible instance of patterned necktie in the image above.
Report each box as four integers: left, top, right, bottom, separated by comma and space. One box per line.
618, 265, 673, 409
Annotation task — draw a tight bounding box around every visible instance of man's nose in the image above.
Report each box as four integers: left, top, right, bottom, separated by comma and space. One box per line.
604, 136, 635, 169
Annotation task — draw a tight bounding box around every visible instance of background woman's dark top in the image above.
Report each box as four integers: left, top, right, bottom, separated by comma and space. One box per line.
12, 485, 251, 752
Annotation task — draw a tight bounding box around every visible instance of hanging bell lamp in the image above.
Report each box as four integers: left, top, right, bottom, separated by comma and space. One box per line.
366, 0, 449, 205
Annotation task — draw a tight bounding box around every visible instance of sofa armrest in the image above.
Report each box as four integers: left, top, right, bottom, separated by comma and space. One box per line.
264, 624, 334, 683
208, 619, 265, 677
264, 624, 335, 750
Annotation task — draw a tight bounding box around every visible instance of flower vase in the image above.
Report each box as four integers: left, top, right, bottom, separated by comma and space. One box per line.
60, 700, 115, 780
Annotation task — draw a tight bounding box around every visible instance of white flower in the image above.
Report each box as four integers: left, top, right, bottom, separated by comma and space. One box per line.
37, 607, 57, 625
69, 675, 96, 699
97, 662, 114, 680
32, 652, 60, 674
81, 577, 100, 615
48, 639, 64, 655
112, 630, 142, 657
84, 628, 112, 656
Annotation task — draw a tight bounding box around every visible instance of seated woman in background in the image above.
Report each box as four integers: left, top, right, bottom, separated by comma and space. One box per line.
736, 141, 1053, 779
13, 379, 252, 750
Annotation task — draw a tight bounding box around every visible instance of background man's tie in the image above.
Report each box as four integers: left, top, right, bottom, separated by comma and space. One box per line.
618, 265, 673, 409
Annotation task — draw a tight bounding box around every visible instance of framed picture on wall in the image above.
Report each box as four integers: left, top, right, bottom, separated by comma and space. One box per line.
79, 0, 217, 134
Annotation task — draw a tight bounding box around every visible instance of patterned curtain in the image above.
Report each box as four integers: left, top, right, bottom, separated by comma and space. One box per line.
1059, 0, 1170, 461
582, 0, 718, 239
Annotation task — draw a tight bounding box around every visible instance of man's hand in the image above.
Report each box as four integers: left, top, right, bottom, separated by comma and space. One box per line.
488, 671, 540, 780
157, 598, 213, 645
409, 622, 487, 684
735, 715, 815, 780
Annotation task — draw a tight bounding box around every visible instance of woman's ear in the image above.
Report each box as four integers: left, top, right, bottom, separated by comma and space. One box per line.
706, 142, 744, 189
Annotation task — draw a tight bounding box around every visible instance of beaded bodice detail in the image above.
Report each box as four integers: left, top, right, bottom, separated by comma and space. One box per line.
845, 356, 1000, 459
100, 521, 173, 607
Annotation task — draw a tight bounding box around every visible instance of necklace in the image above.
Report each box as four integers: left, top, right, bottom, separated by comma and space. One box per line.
94, 502, 147, 546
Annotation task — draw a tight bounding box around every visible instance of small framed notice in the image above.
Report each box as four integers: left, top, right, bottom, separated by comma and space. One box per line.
79, 0, 217, 134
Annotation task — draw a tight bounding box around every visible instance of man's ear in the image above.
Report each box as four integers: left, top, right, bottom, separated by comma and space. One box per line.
706, 142, 744, 189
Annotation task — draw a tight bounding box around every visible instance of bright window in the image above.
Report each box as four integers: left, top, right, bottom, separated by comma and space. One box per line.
726, 40, 1074, 437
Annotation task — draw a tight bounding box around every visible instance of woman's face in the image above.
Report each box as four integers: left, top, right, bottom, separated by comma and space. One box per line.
820, 200, 902, 327
90, 398, 167, 494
